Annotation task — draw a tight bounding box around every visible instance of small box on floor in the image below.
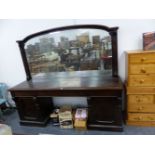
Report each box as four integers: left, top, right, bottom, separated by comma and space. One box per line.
50, 109, 60, 126
74, 108, 87, 130
58, 105, 73, 129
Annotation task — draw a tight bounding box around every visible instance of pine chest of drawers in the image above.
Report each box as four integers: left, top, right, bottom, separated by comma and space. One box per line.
126, 50, 155, 126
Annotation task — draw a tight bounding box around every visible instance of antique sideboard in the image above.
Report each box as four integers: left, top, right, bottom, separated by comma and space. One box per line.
9, 24, 124, 131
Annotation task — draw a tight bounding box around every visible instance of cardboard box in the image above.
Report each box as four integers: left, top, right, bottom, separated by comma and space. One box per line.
74, 108, 87, 129
58, 105, 73, 129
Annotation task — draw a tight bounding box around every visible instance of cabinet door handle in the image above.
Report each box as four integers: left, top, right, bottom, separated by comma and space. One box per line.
96, 120, 114, 124
33, 97, 37, 100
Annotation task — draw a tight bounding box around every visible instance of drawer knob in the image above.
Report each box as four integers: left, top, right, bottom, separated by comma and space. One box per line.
137, 107, 143, 110
140, 79, 145, 83
141, 57, 146, 61
134, 117, 142, 120
137, 98, 141, 102
141, 68, 146, 73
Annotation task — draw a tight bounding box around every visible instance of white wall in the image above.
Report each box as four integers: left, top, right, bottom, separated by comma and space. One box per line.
0, 19, 155, 87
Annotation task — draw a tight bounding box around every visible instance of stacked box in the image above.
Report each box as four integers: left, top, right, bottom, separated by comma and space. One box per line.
58, 106, 73, 129
74, 108, 87, 129
50, 109, 59, 126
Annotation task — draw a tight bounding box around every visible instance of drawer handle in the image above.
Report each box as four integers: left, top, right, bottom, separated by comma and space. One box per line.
141, 68, 146, 73
141, 57, 146, 61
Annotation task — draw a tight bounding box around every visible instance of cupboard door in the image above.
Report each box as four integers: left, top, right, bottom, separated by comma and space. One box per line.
87, 97, 122, 128
15, 97, 39, 121
14, 97, 53, 126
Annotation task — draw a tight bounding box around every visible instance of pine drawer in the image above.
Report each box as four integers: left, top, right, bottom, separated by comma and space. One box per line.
128, 104, 155, 112
128, 95, 155, 112
128, 75, 155, 86
128, 94, 154, 104
128, 53, 155, 64
129, 64, 155, 74
128, 113, 155, 121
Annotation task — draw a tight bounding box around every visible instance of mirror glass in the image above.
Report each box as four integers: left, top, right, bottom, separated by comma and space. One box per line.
25, 29, 112, 75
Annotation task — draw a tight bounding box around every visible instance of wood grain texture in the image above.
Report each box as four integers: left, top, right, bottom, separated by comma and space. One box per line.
128, 74, 155, 86
129, 64, 155, 74
10, 71, 122, 92
126, 50, 155, 127
128, 94, 154, 104
128, 113, 155, 121
127, 86, 155, 94
127, 121, 155, 127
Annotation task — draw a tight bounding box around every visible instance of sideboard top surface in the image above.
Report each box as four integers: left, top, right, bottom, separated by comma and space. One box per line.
10, 70, 123, 91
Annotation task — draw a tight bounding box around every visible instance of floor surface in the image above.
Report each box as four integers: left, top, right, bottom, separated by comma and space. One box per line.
1, 109, 155, 135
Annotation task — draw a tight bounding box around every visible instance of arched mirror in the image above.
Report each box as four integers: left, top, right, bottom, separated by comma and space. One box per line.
17, 25, 118, 80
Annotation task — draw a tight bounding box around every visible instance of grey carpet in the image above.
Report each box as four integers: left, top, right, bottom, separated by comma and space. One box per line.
2, 109, 155, 135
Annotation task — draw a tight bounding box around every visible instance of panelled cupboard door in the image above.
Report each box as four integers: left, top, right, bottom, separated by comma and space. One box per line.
15, 97, 40, 121
87, 97, 122, 126
15, 97, 53, 122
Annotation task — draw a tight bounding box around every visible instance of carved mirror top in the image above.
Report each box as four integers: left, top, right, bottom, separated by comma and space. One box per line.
17, 25, 118, 80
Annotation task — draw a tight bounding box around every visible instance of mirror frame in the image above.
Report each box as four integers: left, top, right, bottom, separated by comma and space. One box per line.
17, 24, 119, 81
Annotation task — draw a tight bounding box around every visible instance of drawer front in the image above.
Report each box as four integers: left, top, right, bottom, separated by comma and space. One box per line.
128, 95, 154, 104
127, 86, 155, 95
129, 64, 155, 74
128, 113, 155, 121
129, 53, 155, 64
128, 95, 155, 112
128, 75, 155, 86
128, 104, 155, 112
127, 121, 155, 126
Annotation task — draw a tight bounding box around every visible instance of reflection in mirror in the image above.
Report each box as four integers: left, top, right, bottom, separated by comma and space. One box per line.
25, 29, 112, 75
